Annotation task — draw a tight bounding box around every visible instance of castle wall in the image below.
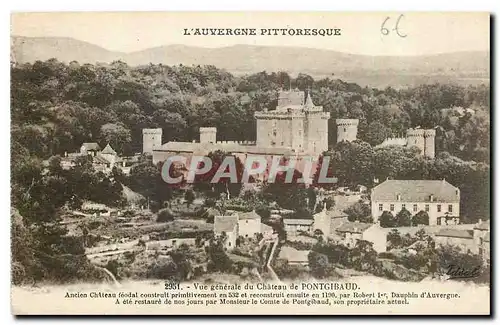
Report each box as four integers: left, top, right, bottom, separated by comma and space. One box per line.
306, 113, 329, 153
256, 115, 295, 148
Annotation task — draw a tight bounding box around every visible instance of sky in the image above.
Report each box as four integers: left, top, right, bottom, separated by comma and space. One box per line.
11, 12, 490, 56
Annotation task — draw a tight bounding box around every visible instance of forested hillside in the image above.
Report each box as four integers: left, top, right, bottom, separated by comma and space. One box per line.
11, 59, 490, 161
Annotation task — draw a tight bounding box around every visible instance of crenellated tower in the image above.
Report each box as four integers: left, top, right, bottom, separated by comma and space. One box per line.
200, 127, 217, 144
423, 129, 436, 159
336, 119, 359, 143
142, 128, 163, 154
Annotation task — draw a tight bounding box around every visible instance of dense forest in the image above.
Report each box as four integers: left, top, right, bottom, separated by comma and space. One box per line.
10, 59, 490, 283
11, 59, 489, 161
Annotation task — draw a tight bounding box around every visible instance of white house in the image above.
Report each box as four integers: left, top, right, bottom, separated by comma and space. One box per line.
371, 179, 460, 226
283, 219, 314, 235
214, 215, 239, 250
313, 206, 348, 238
237, 210, 262, 238
80, 142, 101, 156
336, 221, 387, 253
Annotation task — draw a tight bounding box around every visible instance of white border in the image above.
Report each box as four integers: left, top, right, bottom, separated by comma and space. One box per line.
1, 1, 498, 324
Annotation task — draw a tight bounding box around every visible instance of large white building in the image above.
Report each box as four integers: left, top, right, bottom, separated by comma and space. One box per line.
237, 210, 262, 238
371, 179, 460, 226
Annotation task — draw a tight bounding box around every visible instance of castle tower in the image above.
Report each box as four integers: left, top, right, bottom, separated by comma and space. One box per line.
406, 128, 426, 155
336, 119, 359, 143
200, 127, 217, 144
142, 128, 162, 154
423, 129, 436, 159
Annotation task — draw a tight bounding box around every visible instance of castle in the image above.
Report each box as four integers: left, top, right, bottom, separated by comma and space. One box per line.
145, 89, 331, 165
143, 89, 436, 163
376, 128, 436, 159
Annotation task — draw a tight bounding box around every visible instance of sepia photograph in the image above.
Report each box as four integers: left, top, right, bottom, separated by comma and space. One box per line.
9, 11, 491, 315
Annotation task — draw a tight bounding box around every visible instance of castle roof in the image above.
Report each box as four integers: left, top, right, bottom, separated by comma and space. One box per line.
371, 180, 459, 203
435, 228, 473, 239
214, 215, 238, 233
158, 141, 294, 156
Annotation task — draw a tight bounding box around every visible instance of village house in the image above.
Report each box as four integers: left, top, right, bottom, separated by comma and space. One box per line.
261, 223, 275, 239
237, 210, 262, 238
371, 179, 460, 226
336, 221, 387, 253
313, 205, 348, 238
434, 228, 474, 253
473, 219, 490, 264
80, 142, 101, 156
433, 219, 490, 263
214, 215, 239, 250
278, 246, 310, 266
283, 218, 314, 236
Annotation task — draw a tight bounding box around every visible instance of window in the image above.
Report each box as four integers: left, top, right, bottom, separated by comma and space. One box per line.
344, 128, 347, 132
448, 205, 453, 213
378, 204, 383, 211
437, 205, 442, 212
246, 220, 248, 224
402, 204, 406, 210
437, 218, 441, 225
425, 204, 429, 212
413, 204, 418, 212
390, 204, 394, 212
228, 242, 231, 247
272, 129, 277, 136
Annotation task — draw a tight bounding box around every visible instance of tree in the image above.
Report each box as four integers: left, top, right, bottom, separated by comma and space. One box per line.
395, 208, 412, 227
184, 189, 195, 207
379, 211, 396, 228
157, 208, 175, 222
387, 229, 402, 249
99, 122, 132, 155
412, 210, 429, 226
308, 251, 329, 278
344, 202, 373, 223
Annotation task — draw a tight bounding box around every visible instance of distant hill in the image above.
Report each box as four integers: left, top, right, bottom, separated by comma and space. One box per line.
11, 36, 490, 88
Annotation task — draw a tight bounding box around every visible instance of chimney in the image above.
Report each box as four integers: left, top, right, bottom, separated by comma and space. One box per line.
430, 194, 434, 202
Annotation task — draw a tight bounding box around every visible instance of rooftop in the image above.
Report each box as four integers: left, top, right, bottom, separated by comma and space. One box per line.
474, 220, 490, 231
283, 218, 314, 225
214, 215, 238, 233
435, 228, 474, 239
278, 246, 310, 263
238, 210, 261, 220
372, 179, 460, 203
82, 142, 101, 151
336, 221, 373, 234
101, 143, 117, 155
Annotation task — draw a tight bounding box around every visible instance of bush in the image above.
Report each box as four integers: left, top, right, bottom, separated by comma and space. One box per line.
156, 208, 175, 222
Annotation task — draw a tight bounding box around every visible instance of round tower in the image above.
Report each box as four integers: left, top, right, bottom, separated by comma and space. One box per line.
423, 129, 436, 159
142, 128, 163, 154
406, 128, 426, 155
200, 127, 217, 144
336, 119, 359, 143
